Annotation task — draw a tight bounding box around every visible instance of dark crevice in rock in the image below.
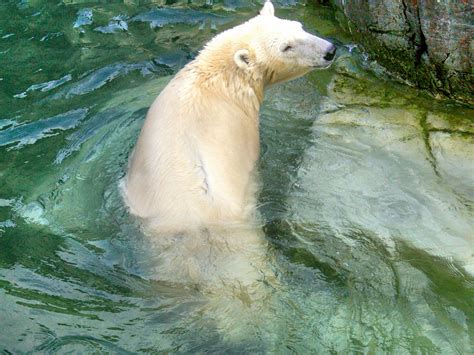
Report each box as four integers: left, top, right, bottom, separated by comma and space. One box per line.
400, 0, 427, 68
442, 52, 451, 64
366, 27, 405, 36
419, 112, 440, 178
400, 0, 413, 45
413, 6, 428, 67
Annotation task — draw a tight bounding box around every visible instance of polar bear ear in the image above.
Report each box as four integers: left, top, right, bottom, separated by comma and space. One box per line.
260, 0, 274, 17
233, 49, 251, 69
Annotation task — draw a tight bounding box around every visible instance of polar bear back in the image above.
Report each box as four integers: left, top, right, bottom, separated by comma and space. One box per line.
124, 65, 260, 229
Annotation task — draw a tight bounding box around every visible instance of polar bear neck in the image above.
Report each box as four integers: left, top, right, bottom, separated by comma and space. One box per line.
192, 58, 264, 117
191, 34, 266, 119
193, 62, 263, 119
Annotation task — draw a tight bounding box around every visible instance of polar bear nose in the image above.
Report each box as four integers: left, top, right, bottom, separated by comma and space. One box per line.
323, 44, 337, 61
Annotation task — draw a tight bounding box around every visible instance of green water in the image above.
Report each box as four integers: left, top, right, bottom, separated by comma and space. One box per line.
1, 0, 473, 353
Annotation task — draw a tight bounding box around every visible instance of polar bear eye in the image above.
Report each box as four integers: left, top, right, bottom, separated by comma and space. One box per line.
282, 45, 293, 52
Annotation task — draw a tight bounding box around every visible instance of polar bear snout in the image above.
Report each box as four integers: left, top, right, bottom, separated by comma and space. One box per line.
303, 35, 337, 68
323, 44, 337, 61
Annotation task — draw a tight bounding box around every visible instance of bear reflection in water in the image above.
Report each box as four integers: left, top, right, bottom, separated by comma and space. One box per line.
123, 1, 335, 295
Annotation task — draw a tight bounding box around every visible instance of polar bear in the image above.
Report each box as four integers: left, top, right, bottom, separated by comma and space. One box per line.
124, 1, 336, 234
123, 3, 336, 337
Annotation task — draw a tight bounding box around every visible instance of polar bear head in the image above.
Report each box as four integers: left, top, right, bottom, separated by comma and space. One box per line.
200, 1, 336, 87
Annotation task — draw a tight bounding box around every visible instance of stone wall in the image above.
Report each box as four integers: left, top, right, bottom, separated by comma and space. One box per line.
320, 0, 473, 103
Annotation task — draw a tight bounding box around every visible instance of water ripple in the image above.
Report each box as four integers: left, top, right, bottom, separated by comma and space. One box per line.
132, 8, 232, 29
52, 62, 155, 99
54, 108, 123, 164
0, 108, 88, 150
95, 16, 129, 34
14, 74, 72, 99
73, 8, 93, 29
36, 335, 133, 354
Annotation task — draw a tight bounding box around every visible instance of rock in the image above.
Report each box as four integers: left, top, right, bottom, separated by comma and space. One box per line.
426, 112, 474, 135
429, 132, 474, 202
323, 0, 473, 103
425, 111, 474, 201
283, 70, 474, 276
290, 104, 474, 276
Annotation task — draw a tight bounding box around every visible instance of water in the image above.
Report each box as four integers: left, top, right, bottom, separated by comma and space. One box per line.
1, 1, 473, 353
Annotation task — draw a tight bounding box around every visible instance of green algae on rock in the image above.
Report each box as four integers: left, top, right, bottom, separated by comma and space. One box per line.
320, 0, 474, 103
